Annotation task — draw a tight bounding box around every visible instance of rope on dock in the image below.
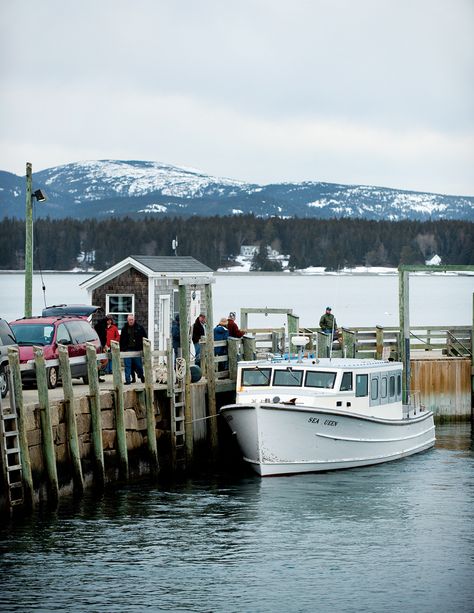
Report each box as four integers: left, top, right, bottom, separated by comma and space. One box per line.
185, 414, 220, 424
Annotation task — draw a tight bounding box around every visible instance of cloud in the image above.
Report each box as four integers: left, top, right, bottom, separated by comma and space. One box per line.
0, 0, 473, 194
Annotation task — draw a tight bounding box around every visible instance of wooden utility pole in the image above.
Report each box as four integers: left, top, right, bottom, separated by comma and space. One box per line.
24, 162, 33, 317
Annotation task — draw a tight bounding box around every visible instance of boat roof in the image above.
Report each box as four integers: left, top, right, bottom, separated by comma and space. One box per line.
239, 357, 401, 370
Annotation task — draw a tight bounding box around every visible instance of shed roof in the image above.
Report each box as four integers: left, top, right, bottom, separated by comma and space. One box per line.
130, 255, 213, 273
80, 255, 214, 291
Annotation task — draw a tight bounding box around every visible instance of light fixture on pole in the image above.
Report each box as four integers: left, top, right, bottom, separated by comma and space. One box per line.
24, 163, 47, 317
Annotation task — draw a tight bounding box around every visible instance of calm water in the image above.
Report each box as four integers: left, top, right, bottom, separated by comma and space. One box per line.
1, 424, 473, 613
1, 271, 474, 327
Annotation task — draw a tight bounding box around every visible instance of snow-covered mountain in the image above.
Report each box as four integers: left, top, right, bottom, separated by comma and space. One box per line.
0, 160, 472, 221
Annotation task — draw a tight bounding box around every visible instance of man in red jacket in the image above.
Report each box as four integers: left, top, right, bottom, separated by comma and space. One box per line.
227, 312, 245, 338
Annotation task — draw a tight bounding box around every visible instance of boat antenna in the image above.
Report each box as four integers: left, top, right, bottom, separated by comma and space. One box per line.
329, 316, 335, 361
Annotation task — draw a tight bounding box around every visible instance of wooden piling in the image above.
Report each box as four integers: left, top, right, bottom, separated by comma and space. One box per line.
33, 346, 59, 506
242, 336, 256, 361
341, 329, 356, 358
110, 341, 128, 480
86, 343, 105, 487
375, 326, 384, 360
7, 347, 34, 507
287, 314, 299, 355
317, 331, 330, 358
58, 345, 84, 495
143, 339, 159, 473
205, 283, 218, 452
228, 338, 239, 380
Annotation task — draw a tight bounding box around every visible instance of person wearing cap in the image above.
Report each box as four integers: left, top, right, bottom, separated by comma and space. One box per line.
227, 311, 245, 338
214, 317, 229, 371
319, 307, 338, 336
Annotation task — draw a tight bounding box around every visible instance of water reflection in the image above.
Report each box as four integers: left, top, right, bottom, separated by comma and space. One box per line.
0, 424, 473, 613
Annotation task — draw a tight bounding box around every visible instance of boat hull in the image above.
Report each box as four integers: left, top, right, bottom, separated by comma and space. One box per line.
220, 404, 435, 476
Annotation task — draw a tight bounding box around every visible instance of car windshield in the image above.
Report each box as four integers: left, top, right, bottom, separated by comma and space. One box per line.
11, 323, 55, 346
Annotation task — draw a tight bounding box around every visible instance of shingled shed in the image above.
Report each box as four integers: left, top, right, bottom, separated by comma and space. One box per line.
81, 255, 214, 350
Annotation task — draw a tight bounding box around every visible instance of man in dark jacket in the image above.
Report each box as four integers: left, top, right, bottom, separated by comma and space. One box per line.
192, 313, 206, 365
319, 307, 337, 337
120, 314, 147, 384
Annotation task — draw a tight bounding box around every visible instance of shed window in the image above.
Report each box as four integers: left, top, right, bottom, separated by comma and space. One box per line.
106, 294, 134, 330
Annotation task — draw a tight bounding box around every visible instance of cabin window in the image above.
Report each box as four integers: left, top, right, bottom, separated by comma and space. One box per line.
389, 375, 395, 397
305, 370, 336, 389
106, 294, 134, 330
273, 369, 303, 387
397, 374, 402, 397
381, 377, 388, 399
340, 372, 353, 391
355, 374, 368, 397
242, 368, 272, 386
371, 378, 379, 400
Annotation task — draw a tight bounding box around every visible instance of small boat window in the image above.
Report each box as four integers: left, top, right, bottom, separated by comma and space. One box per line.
273, 369, 303, 387
381, 377, 388, 398
356, 374, 368, 397
340, 372, 353, 391
397, 374, 402, 396
242, 368, 272, 386
389, 375, 395, 397
371, 378, 379, 400
305, 370, 336, 389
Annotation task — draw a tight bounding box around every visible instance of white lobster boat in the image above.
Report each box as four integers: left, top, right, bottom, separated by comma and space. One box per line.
220, 345, 435, 476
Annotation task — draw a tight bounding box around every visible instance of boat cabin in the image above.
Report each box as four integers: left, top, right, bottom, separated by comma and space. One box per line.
236, 357, 404, 419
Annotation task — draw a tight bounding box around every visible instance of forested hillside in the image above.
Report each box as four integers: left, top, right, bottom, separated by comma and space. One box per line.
0, 216, 472, 271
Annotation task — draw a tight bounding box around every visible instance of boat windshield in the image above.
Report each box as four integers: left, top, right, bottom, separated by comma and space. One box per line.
273, 369, 303, 387
305, 370, 336, 389
242, 368, 272, 386
11, 323, 55, 346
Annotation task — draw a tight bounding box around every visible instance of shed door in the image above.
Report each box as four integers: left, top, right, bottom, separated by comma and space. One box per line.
158, 295, 171, 355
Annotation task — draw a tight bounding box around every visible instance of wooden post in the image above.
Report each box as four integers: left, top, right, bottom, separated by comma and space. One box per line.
86, 343, 105, 487
271, 331, 279, 353
341, 329, 355, 358
110, 340, 128, 480
375, 326, 384, 360
58, 345, 84, 495
242, 336, 256, 361
205, 283, 218, 453
143, 339, 159, 474
399, 267, 410, 405
287, 314, 299, 356
7, 347, 34, 507
317, 331, 330, 358
228, 337, 239, 380
471, 292, 474, 429
240, 309, 248, 331
34, 346, 59, 506
24, 162, 33, 318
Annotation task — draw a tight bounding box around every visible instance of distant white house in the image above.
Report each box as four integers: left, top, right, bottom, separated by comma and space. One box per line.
240, 245, 280, 259
426, 254, 441, 266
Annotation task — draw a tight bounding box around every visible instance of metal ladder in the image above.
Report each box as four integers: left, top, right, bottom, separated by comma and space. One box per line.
169, 355, 186, 470
0, 372, 24, 508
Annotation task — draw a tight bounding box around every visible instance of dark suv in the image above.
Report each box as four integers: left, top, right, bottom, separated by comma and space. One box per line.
0, 318, 18, 398
9, 316, 101, 389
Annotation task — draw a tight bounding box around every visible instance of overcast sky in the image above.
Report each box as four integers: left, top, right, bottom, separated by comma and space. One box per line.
1, 0, 473, 195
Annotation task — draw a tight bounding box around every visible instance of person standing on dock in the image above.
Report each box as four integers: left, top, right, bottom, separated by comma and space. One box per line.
319, 307, 338, 338
214, 317, 229, 371
120, 314, 147, 384
227, 311, 246, 338
104, 315, 120, 374
192, 313, 206, 365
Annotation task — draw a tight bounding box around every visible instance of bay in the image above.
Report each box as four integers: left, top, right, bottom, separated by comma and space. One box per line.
1, 271, 473, 328
0, 424, 472, 612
